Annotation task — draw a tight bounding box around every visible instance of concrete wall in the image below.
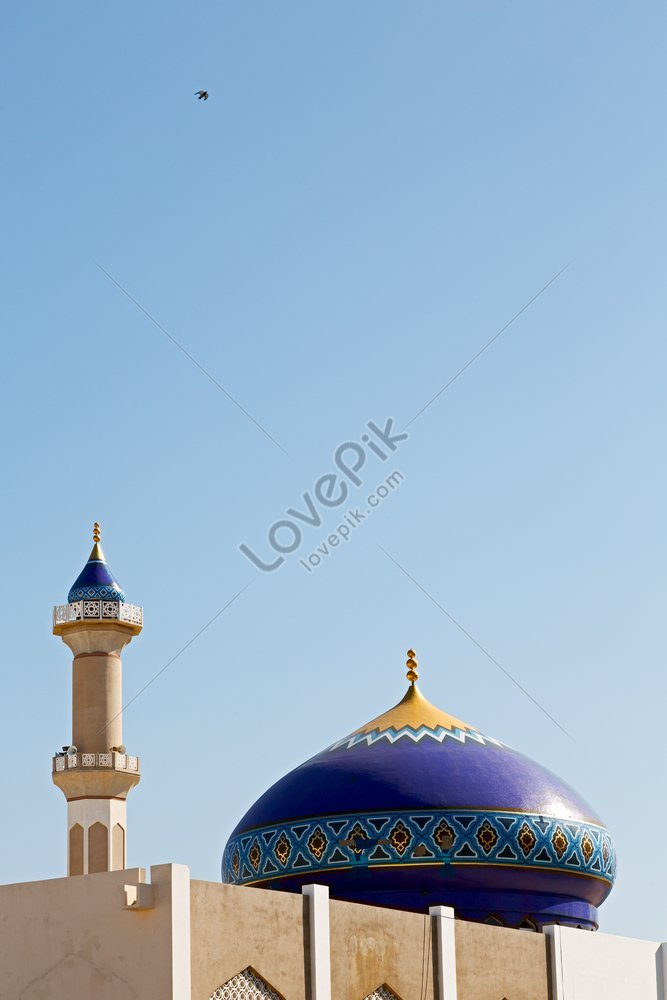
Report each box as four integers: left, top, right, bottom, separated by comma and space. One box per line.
190, 881, 307, 1000
0, 864, 188, 1000
188, 885, 555, 1000
455, 921, 550, 1000
194, 884, 667, 1000
548, 924, 667, 1000
190, 883, 437, 1000
2, 866, 667, 1000
329, 895, 434, 1000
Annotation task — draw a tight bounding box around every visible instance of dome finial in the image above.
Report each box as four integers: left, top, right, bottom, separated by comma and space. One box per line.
64, 523, 127, 604
406, 648, 419, 685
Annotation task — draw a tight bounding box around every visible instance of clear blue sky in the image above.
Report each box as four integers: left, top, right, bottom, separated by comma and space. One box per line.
1, 2, 665, 940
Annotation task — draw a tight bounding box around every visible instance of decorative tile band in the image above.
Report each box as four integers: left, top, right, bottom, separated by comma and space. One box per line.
68, 584, 126, 602
223, 809, 616, 887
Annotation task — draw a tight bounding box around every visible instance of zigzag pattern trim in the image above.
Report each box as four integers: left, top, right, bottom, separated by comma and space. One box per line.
329, 724, 504, 751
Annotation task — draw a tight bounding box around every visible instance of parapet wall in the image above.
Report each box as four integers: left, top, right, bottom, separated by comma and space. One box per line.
455, 920, 550, 1000
190, 882, 553, 1000
190, 880, 307, 999
0, 864, 188, 1000
192, 881, 667, 1000
0, 867, 665, 999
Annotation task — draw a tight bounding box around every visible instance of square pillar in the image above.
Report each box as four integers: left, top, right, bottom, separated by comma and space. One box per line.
302, 884, 331, 1000
659, 943, 667, 1000
544, 925, 564, 1000
429, 905, 458, 1000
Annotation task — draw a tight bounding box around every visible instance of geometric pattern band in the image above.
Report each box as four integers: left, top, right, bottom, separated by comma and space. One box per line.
363, 989, 400, 1000
68, 584, 126, 601
223, 809, 616, 888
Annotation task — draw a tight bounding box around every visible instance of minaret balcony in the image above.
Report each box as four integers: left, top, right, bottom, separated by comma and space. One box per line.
53, 600, 143, 630
53, 750, 140, 775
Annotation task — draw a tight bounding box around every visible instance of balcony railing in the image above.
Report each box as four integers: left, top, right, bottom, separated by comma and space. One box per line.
53, 750, 140, 774
53, 600, 143, 628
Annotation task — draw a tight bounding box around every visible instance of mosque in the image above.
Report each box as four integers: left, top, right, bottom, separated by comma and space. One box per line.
0, 527, 664, 999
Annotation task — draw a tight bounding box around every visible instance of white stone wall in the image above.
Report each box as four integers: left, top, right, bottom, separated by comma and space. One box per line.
547, 925, 667, 1000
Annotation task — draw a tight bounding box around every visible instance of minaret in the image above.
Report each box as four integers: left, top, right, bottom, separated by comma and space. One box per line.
52, 524, 142, 875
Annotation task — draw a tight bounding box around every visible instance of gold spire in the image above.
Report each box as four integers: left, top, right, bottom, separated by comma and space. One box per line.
406, 648, 419, 685
89, 522, 104, 562
344, 648, 476, 740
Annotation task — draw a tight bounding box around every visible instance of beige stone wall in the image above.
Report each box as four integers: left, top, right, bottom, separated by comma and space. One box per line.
190, 881, 307, 1000
188, 882, 554, 1000
0, 865, 180, 1000
329, 896, 434, 1000
6, 865, 645, 1000
455, 920, 550, 1000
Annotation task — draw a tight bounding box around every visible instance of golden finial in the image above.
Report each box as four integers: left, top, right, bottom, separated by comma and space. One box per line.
93, 522, 101, 543
406, 648, 419, 685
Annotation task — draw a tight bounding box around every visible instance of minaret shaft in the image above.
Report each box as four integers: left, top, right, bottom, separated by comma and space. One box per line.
67, 799, 127, 875
65, 627, 130, 752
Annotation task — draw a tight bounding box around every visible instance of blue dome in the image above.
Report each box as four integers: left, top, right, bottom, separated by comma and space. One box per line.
67, 540, 126, 603
222, 670, 615, 930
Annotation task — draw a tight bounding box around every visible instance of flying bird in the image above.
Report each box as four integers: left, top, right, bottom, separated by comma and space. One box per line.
195, 90, 209, 101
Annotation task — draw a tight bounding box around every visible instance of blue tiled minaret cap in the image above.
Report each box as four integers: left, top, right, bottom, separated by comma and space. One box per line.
222, 650, 616, 930
67, 523, 126, 603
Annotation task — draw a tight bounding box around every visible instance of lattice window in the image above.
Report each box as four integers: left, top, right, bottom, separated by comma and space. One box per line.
209, 967, 283, 999
69, 601, 83, 621
363, 987, 401, 1000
